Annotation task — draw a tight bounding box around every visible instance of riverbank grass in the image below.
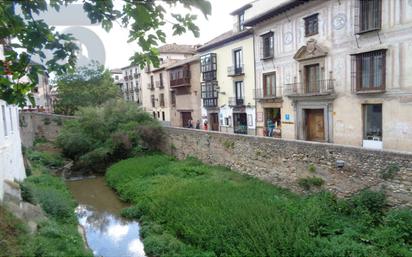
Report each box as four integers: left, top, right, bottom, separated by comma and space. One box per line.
0, 145, 93, 257
107, 154, 412, 257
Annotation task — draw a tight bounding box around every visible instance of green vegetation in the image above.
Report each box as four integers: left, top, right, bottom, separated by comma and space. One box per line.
0, 144, 92, 257
298, 176, 325, 190
107, 154, 412, 257
53, 63, 121, 115
308, 163, 317, 173
222, 139, 235, 150
0, 205, 28, 257
1, 0, 210, 107
57, 100, 163, 173
381, 163, 400, 180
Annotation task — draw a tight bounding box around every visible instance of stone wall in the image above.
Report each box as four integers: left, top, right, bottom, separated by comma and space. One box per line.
19, 112, 74, 147
161, 127, 412, 206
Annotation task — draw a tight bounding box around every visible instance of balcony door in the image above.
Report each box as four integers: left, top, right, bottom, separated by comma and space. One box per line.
235, 81, 244, 105
304, 64, 320, 93
234, 49, 243, 74
263, 73, 276, 97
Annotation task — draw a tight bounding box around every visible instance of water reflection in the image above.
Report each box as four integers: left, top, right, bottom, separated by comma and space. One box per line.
67, 177, 145, 257
75, 205, 145, 257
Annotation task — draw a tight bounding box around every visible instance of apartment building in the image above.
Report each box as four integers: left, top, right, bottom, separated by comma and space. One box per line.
120, 65, 142, 105
197, 5, 256, 134
110, 68, 123, 91
244, 0, 412, 152
167, 56, 202, 128
140, 44, 196, 125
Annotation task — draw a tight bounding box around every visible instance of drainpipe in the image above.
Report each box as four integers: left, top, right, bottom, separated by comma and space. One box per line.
252, 33, 257, 136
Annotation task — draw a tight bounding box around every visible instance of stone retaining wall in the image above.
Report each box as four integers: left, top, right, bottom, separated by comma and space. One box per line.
19, 112, 74, 147
161, 127, 412, 206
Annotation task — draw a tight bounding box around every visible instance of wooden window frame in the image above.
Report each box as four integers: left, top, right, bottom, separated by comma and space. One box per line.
261, 32, 274, 60
358, 0, 382, 34
353, 50, 386, 92
304, 13, 319, 37
263, 72, 276, 97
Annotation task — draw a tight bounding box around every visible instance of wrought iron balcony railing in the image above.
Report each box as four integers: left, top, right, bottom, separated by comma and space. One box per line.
155, 81, 164, 89
228, 97, 244, 107
284, 79, 335, 96
254, 88, 279, 100
227, 65, 244, 76
147, 83, 155, 90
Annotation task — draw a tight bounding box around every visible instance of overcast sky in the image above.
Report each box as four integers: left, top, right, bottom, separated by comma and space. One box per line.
46, 0, 252, 70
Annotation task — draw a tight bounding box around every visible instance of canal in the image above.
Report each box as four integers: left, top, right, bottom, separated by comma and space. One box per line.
66, 176, 146, 257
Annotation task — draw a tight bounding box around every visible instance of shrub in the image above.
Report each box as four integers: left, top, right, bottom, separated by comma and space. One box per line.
26, 150, 64, 168
298, 176, 324, 190
308, 163, 316, 173
381, 163, 400, 180
57, 100, 162, 172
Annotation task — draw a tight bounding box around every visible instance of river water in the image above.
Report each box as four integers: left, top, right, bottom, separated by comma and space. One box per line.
66, 176, 146, 257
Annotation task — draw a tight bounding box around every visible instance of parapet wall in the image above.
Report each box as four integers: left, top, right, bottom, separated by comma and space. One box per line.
19, 112, 73, 147
161, 127, 412, 206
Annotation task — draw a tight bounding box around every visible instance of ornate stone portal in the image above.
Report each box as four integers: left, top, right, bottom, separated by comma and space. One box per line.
293, 39, 328, 61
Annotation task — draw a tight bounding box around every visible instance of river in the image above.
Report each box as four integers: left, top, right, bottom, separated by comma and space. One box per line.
66, 176, 146, 257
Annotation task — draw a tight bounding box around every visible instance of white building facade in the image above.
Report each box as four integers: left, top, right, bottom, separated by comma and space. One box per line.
0, 100, 25, 201
245, 0, 412, 152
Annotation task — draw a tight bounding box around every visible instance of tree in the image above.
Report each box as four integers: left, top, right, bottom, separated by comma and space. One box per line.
0, 0, 211, 107
53, 62, 120, 115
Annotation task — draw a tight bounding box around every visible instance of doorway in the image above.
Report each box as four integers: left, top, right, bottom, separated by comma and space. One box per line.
233, 113, 247, 134
181, 112, 192, 127
209, 113, 219, 131
305, 109, 324, 141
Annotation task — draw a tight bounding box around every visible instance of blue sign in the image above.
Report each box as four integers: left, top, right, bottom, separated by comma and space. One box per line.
285, 114, 290, 121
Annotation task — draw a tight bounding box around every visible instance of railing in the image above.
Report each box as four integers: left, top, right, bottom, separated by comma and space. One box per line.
227, 65, 244, 76
124, 76, 129, 81
202, 98, 218, 108
228, 97, 244, 106
284, 79, 335, 96
147, 83, 155, 90
170, 69, 191, 88
254, 88, 279, 100
155, 81, 164, 89
144, 66, 151, 73
134, 73, 139, 78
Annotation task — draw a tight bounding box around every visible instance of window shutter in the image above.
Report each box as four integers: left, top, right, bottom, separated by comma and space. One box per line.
353, 0, 360, 34
350, 55, 358, 93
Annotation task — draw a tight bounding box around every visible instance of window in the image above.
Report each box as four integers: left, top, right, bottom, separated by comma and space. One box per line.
153, 111, 156, 118
263, 73, 276, 97
238, 11, 245, 31
159, 73, 163, 88
358, 0, 382, 33
261, 32, 274, 59
234, 49, 243, 71
151, 95, 155, 107
304, 64, 320, 93
157, 111, 160, 118
363, 104, 382, 141
352, 50, 386, 92
201, 53, 217, 81
159, 93, 165, 107
304, 14, 318, 37
2, 105, 7, 136
115, 75, 119, 80
150, 75, 154, 88
171, 91, 176, 107
162, 111, 165, 121
9, 108, 13, 132
235, 81, 244, 100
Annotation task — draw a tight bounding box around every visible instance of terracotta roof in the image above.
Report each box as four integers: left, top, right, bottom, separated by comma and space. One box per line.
196, 29, 253, 52
166, 55, 200, 70
158, 44, 196, 54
